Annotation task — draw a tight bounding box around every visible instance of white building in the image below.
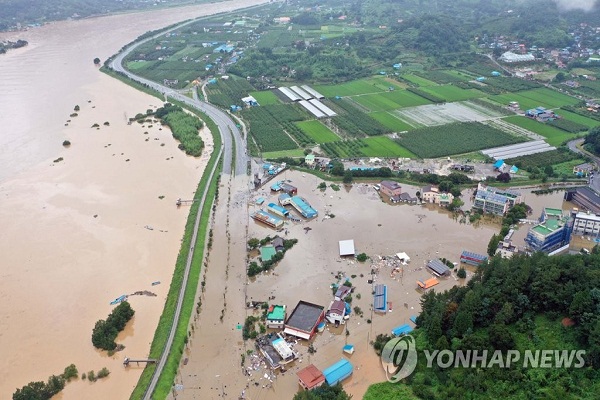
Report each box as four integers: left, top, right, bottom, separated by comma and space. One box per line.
500, 51, 535, 63
572, 211, 600, 237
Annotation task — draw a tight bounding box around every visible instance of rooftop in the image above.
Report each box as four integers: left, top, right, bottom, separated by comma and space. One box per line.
323, 359, 353, 386
285, 301, 324, 333
267, 305, 286, 321
532, 218, 563, 236
381, 180, 401, 191
260, 245, 277, 262
575, 212, 600, 222
544, 208, 563, 217
297, 364, 325, 389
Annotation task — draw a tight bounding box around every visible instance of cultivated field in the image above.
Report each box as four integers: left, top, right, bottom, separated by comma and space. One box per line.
360, 136, 416, 158
392, 101, 505, 128
401, 74, 437, 87
420, 84, 485, 102
369, 111, 415, 132
295, 120, 340, 143
557, 109, 600, 128
396, 122, 527, 158
489, 93, 549, 111
517, 88, 580, 108
503, 116, 574, 146
249, 90, 282, 105
314, 79, 385, 97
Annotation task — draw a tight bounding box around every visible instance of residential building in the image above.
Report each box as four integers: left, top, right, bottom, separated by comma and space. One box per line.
325, 300, 346, 325
525, 208, 572, 253
421, 185, 455, 205
266, 304, 287, 329
305, 154, 315, 166
334, 285, 352, 301
572, 211, 600, 237
284, 301, 325, 340
297, 364, 325, 390
391, 192, 418, 204
472, 183, 522, 215
565, 187, 600, 214
380, 180, 402, 197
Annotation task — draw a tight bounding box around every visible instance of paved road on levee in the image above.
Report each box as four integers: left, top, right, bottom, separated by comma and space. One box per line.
568, 138, 599, 191
108, 20, 248, 400
109, 27, 248, 175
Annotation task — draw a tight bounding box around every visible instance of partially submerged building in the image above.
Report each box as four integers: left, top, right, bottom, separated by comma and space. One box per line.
297, 364, 325, 390
421, 185, 454, 205
266, 304, 287, 329
267, 202, 289, 218
426, 259, 451, 277
270, 181, 297, 195
572, 211, 600, 237
279, 195, 317, 218
323, 359, 353, 386
416, 277, 439, 290
334, 285, 352, 301
284, 301, 325, 340
380, 180, 402, 197
373, 284, 388, 314
525, 208, 572, 253
338, 240, 356, 257
256, 333, 298, 369
472, 183, 523, 215
391, 324, 414, 337
251, 210, 284, 229
565, 187, 600, 214
325, 300, 347, 325
460, 250, 488, 266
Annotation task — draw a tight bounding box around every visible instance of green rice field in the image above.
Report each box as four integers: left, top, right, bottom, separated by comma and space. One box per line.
369, 112, 415, 132
503, 116, 574, 146
313, 79, 385, 97
352, 90, 432, 111
360, 136, 416, 158
295, 120, 340, 143
489, 93, 548, 111
556, 109, 600, 128
262, 149, 306, 159
517, 88, 579, 108
249, 91, 281, 105
402, 74, 437, 87
421, 85, 485, 102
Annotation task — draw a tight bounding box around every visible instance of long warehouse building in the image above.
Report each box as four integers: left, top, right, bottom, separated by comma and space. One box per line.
278, 87, 301, 102
290, 86, 313, 101
301, 85, 325, 99
299, 100, 326, 118
309, 99, 337, 117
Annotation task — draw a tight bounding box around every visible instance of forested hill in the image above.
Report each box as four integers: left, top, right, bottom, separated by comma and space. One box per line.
0, 0, 205, 31
366, 252, 600, 400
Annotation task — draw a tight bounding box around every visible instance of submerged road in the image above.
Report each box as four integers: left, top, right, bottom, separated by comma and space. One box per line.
107, 15, 249, 400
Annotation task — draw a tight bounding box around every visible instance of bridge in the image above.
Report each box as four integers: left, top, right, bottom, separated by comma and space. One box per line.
123, 357, 157, 367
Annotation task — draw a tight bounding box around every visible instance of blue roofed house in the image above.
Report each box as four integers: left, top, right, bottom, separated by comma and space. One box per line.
323, 359, 353, 386
493, 160, 505, 171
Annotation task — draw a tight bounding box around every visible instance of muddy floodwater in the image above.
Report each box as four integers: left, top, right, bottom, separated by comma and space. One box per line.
177, 171, 570, 400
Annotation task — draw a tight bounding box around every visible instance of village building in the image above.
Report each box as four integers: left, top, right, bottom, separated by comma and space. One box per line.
496, 240, 520, 258
373, 284, 388, 313
421, 185, 454, 205
304, 154, 315, 166
572, 211, 600, 237
256, 333, 298, 369
297, 364, 325, 390
565, 187, 600, 214
283, 301, 325, 340
325, 300, 347, 325
334, 285, 352, 301
251, 210, 284, 229
391, 192, 418, 204
272, 236, 285, 252
380, 180, 402, 197
323, 359, 353, 386
338, 240, 355, 257
460, 250, 488, 266
266, 304, 287, 329
472, 183, 522, 215
525, 208, 572, 253
426, 259, 451, 277
500, 51, 535, 62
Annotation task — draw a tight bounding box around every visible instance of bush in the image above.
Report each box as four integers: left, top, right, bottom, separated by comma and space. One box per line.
62, 364, 78, 381
356, 253, 368, 262
457, 268, 467, 279
97, 368, 110, 379
87, 370, 96, 382
62, 140, 71, 147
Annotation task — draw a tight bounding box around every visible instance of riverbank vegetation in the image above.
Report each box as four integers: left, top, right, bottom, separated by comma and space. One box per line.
91, 301, 135, 351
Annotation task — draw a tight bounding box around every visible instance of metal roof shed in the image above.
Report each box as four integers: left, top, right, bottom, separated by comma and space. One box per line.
339, 240, 355, 256
427, 259, 450, 276
323, 359, 353, 386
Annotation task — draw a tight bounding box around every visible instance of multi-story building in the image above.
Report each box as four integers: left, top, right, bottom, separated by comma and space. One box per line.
380, 180, 402, 197
565, 186, 600, 214
572, 211, 600, 237
525, 208, 572, 253
472, 183, 523, 215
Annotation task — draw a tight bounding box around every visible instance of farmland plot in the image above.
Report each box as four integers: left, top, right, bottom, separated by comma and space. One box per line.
517, 88, 579, 108
392, 101, 505, 128
420, 85, 485, 102
503, 116, 573, 146
295, 120, 341, 143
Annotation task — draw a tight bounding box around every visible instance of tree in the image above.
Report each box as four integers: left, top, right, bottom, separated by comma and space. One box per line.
93, 57, 101, 65
554, 72, 566, 83
247, 238, 260, 250
496, 172, 511, 183
343, 170, 353, 184
487, 234, 500, 257
356, 253, 368, 262
457, 268, 467, 279
293, 383, 352, 400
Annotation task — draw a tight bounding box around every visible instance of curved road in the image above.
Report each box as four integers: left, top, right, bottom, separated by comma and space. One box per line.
109, 24, 248, 175
568, 138, 599, 191
107, 15, 249, 400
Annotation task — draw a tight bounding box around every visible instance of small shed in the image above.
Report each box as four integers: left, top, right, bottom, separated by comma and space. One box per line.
273, 237, 285, 252
391, 324, 413, 337
396, 252, 410, 264
343, 344, 355, 354
323, 359, 353, 386
409, 315, 418, 324
493, 160, 505, 170
339, 240, 355, 256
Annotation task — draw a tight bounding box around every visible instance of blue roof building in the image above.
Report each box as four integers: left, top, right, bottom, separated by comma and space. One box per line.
374, 284, 387, 313
493, 159, 505, 170
323, 359, 353, 386
491, 71, 501, 76
392, 324, 413, 336
290, 196, 317, 218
